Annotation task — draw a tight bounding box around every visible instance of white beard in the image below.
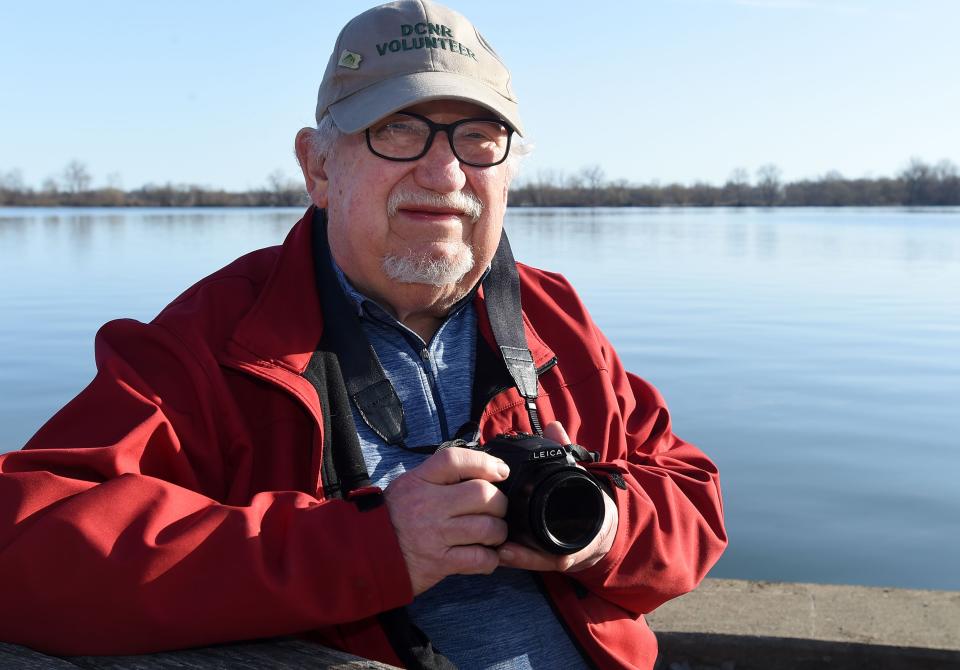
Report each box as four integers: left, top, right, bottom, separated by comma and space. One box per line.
382, 244, 475, 286
381, 187, 483, 285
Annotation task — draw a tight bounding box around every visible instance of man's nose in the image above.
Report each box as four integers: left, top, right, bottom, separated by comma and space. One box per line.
413, 131, 468, 193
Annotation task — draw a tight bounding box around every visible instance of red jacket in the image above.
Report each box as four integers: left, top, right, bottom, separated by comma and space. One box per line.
0, 208, 726, 669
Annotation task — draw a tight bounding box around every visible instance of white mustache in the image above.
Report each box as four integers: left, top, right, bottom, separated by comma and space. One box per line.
386, 189, 483, 223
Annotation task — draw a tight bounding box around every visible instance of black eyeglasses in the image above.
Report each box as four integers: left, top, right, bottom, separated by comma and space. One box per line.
365, 111, 513, 167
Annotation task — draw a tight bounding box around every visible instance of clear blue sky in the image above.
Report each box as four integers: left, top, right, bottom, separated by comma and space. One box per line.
2, 0, 957, 191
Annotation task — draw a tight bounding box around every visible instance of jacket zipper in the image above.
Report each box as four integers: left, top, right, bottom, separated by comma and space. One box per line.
417, 344, 452, 442
536, 356, 558, 378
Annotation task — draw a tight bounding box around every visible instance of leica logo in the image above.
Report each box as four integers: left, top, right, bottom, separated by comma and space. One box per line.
531, 448, 564, 460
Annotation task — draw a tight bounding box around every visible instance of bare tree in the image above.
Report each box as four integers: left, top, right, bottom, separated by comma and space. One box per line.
934, 159, 958, 179
105, 171, 124, 190
42, 176, 61, 194
0, 169, 26, 204
578, 165, 605, 205
535, 169, 561, 189
264, 169, 306, 206
899, 157, 935, 205
0, 168, 25, 190
934, 159, 959, 205
756, 164, 783, 206
512, 169, 564, 206
62, 160, 92, 193
266, 169, 294, 192
579, 165, 605, 190
725, 167, 750, 206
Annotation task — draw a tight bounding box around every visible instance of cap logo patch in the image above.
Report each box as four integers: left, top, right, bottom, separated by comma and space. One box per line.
375, 23, 477, 60
338, 50, 362, 69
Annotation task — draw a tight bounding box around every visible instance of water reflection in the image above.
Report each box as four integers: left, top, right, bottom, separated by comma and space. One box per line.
0, 217, 29, 247
754, 221, 780, 259
507, 207, 620, 243
67, 216, 96, 254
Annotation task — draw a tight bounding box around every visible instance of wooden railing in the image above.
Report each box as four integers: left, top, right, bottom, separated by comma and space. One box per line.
0, 637, 398, 669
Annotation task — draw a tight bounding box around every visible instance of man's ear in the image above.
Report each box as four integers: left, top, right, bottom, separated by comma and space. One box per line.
295, 127, 329, 208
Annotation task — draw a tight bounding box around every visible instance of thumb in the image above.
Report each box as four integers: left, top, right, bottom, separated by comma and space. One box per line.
543, 421, 571, 445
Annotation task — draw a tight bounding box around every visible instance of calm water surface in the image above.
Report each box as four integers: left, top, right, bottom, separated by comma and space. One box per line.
1, 206, 958, 590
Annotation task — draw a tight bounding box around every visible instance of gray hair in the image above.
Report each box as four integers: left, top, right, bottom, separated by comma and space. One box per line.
308, 114, 533, 181
307, 113, 342, 159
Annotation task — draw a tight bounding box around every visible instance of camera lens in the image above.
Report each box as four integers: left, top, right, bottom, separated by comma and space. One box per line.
532, 470, 605, 554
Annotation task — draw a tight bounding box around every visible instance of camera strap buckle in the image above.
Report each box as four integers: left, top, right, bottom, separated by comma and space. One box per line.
567, 442, 601, 464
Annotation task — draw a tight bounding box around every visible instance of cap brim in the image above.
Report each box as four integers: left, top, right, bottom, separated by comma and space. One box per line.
328, 71, 524, 137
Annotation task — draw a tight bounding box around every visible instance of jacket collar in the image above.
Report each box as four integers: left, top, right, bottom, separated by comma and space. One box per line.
224, 206, 555, 375
225, 207, 325, 374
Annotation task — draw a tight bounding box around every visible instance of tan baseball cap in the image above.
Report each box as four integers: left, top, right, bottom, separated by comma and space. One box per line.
315, 0, 523, 136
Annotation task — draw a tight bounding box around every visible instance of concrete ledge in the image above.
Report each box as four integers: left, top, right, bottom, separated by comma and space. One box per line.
648, 578, 960, 669
655, 633, 960, 670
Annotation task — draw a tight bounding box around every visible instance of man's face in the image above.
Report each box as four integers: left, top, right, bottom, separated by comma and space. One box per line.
311, 100, 512, 322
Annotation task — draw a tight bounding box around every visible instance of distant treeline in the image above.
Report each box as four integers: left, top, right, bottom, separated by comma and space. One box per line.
2, 159, 959, 208
0, 164, 308, 208
0, 184, 309, 208
510, 160, 960, 207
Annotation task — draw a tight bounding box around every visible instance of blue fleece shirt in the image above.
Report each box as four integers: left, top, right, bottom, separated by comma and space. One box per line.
333, 262, 587, 669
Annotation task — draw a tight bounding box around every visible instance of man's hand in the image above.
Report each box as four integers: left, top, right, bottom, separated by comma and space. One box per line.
384, 447, 510, 596
497, 422, 620, 573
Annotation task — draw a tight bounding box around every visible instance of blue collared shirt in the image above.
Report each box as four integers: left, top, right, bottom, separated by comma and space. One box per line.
332, 261, 587, 669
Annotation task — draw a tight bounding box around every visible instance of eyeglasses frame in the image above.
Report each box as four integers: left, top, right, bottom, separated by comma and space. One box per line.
365, 111, 514, 168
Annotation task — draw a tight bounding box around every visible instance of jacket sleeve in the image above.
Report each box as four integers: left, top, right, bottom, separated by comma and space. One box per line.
0, 318, 412, 656
566, 326, 727, 616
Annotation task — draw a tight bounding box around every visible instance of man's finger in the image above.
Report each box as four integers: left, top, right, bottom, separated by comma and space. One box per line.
415, 446, 510, 485
440, 514, 509, 548
437, 478, 509, 518
544, 421, 571, 446
443, 544, 500, 576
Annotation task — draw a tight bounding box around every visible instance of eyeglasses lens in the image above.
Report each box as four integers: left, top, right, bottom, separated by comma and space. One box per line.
368, 116, 510, 166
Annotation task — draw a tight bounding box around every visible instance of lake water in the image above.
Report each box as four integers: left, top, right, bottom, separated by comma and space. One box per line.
1, 206, 958, 591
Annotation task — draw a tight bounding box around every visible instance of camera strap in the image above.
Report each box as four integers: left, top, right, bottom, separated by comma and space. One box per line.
483, 231, 545, 437
310, 209, 544, 451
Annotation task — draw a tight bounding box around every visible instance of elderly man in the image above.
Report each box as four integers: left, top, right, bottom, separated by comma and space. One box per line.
0, 1, 725, 668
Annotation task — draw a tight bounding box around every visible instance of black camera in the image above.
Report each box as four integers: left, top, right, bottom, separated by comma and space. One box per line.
478, 433, 606, 555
